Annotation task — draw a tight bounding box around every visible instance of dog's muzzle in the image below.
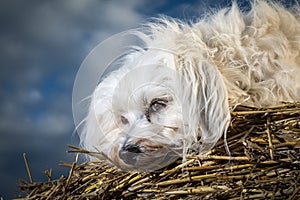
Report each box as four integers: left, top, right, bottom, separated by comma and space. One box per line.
118, 139, 181, 171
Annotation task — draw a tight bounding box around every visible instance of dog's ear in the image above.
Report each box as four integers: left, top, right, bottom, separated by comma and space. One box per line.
177, 57, 230, 154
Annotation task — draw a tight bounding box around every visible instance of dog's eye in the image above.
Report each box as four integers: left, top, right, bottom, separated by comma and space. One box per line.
120, 115, 129, 125
149, 99, 168, 113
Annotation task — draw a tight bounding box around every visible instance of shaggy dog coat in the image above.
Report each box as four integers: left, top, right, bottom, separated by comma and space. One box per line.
80, 1, 300, 171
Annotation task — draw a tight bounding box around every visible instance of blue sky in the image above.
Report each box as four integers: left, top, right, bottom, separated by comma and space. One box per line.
0, 0, 297, 198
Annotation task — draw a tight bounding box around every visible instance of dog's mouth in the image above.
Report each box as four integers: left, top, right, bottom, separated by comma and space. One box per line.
118, 141, 181, 171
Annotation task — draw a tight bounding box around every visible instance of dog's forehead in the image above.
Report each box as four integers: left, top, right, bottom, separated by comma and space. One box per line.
125, 48, 176, 69
114, 81, 173, 107
133, 50, 176, 69
109, 50, 179, 113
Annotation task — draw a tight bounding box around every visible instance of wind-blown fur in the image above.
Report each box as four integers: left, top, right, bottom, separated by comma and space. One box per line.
81, 1, 300, 171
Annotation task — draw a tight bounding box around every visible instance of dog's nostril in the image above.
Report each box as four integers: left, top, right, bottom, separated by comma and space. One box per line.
122, 144, 142, 153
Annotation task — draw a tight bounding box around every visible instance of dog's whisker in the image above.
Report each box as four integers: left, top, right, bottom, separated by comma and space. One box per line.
77, 95, 93, 106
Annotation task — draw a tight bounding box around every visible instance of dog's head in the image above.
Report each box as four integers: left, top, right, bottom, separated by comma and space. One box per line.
82, 51, 182, 171
80, 47, 230, 171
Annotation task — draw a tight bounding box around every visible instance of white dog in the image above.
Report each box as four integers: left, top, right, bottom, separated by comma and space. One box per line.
80, 1, 300, 171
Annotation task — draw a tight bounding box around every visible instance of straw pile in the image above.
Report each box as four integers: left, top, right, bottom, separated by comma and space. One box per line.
18, 103, 300, 199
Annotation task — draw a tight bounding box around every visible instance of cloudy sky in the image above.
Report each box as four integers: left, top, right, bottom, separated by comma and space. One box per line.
0, 0, 297, 198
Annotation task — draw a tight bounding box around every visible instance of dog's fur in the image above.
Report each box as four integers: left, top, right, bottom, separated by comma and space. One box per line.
80, 1, 300, 171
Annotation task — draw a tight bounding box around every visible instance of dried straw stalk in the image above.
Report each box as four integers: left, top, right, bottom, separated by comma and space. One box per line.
18, 103, 300, 199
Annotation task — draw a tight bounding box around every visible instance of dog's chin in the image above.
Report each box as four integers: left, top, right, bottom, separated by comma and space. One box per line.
118, 148, 180, 171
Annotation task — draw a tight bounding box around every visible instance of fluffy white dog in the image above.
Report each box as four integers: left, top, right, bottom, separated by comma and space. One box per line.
80, 1, 300, 171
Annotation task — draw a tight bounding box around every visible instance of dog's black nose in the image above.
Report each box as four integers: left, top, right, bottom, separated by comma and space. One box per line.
122, 144, 142, 153
119, 144, 143, 165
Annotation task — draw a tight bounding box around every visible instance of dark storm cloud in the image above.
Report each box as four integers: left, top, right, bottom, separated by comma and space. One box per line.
0, 0, 145, 135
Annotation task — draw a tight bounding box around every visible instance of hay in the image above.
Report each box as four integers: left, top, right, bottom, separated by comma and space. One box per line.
18, 103, 300, 199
